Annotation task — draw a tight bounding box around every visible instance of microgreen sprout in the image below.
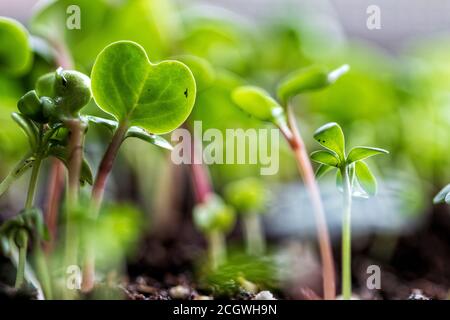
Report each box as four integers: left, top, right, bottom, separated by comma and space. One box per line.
224, 177, 268, 255
310, 122, 388, 300
232, 65, 349, 299
81, 40, 196, 291
194, 194, 236, 270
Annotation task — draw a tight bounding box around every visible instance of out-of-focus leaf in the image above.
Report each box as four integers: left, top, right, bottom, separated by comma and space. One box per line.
0, 17, 32, 75
433, 184, 450, 204
355, 161, 377, 196
310, 150, 339, 167
11, 112, 39, 150
193, 194, 236, 232
224, 177, 267, 213
315, 164, 335, 179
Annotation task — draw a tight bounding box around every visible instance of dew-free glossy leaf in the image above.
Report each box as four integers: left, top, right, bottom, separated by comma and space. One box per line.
347, 146, 388, 164
310, 150, 339, 167
277, 65, 349, 104
231, 86, 285, 125
0, 17, 32, 75
355, 161, 377, 196
315, 164, 335, 179
83, 115, 118, 132
125, 126, 173, 151
313, 122, 345, 159
433, 184, 450, 204
91, 41, 196, 134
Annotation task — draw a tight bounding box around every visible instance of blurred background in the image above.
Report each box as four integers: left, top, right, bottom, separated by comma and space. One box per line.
0, 0, 449, 299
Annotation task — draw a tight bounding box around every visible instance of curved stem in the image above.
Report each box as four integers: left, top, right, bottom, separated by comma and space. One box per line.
283, 104, 336, 300
341, 166, 352, 300
81, 122, 128, 291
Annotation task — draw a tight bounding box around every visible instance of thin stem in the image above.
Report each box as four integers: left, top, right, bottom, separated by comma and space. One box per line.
283, 104, 336, 300
341, 166, 352, 300
25, 157, 42, 210
243, 213, 265, 255
208, 230, 226, 270
64, 119, 85, 268
81, 122, 128, 291
15, 231, 28, 288
0, 154, 34, 197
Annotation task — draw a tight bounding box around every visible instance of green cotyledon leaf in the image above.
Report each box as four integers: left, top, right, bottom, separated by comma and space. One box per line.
91, 41, 196, 134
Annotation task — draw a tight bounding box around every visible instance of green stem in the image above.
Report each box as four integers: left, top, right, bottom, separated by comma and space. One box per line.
208, 230, 226, 270
341, 166, 353, 300
0, 154, 34, 198
25, 156, 42, 210
81, 122, 128, 291
283, 105, 336, 300
15, 231, 28, 288
243, 214, 265, 255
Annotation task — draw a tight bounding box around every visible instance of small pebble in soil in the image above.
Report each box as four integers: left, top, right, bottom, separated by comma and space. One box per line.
253, 291, 276, 300
408, 289, 431, 300
194, 295, 213, 300
169, 285, 191, 299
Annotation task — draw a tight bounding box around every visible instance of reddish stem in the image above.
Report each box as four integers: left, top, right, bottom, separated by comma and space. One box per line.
81, 122, 128, 291
280, 105, 336, 300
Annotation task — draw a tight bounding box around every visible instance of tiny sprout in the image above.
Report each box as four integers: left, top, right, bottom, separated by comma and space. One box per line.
231, 65, 349, 300
433, 184, 450, 205
193, 194, 236, 270
311, 122, 388, 300
224, 177, 268, 255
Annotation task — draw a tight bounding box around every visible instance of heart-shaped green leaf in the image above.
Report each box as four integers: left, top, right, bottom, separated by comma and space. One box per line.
313, 122, 345, 160
347, 146, 388, 164
310, 150, 340, 167
277, 65, 349, 104
433, 184, 450, 204
125, 126, 173, 151
173, 55, 215, 92
231, 86, 286, 126
0, 17, 32, 75
355, 161, 377, 196
91, 41, 196, 134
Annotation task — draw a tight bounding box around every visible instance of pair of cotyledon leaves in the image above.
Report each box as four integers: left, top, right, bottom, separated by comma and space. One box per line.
231, 64, 350, 129
311, 122, 388, 197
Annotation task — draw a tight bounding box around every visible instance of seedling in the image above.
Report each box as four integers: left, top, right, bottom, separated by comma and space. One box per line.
0, 67, 92, 298
310, 122, 388, 300
224, 177, 268, 255
433, 184, 450, 205
231, 65, 349, 299
194, 194, 236, 270
81, 40, 196, 290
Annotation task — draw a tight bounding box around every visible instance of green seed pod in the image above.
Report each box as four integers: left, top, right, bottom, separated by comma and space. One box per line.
17, 90, 46, 123
224, 177, 268, 214
194, 194, 236, 233
54, 68, 92, 116
41, 96, 57, 121
35, 72, 56, 98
